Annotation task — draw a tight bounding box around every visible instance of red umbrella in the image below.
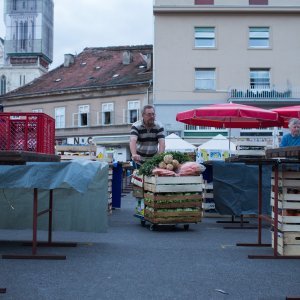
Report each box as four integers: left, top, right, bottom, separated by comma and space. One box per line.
176, 103, 280, 128
272, 105, 300, 128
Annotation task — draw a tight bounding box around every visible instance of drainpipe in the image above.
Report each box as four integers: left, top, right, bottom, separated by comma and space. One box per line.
147, 79, 153, 104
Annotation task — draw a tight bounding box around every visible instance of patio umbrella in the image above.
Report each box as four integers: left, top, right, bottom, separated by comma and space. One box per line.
176, 103, 280, 128
271, 105, 300, 128
176, 103, 280, 151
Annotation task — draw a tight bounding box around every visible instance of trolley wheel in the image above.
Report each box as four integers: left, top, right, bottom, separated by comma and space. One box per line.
141, 220, 146, 227
150, 224, 157, 231
183, 224, 189, 231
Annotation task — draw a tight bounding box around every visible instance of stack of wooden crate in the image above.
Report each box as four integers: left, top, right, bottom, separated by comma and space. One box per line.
107, 167, 113, 214
202, 181, 217, 217
143, 175, 203, 229
271, 169, 300, 255
131, 170, 145, 217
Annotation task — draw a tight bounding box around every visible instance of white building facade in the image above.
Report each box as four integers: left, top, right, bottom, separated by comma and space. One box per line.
153, 0, 300, 143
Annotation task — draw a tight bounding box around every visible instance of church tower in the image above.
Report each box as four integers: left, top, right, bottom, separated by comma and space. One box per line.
0, 0, 54, 94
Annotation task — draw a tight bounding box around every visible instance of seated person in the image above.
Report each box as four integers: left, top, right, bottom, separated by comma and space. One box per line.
280, 118, 300, 147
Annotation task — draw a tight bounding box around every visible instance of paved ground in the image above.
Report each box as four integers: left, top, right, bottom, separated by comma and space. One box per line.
1, 192, 300, 300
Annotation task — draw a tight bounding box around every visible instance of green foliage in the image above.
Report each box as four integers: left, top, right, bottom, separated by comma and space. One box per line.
138, 151, 191, 176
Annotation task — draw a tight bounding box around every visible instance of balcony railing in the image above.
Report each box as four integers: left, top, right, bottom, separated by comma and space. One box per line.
228, 87, 300, 100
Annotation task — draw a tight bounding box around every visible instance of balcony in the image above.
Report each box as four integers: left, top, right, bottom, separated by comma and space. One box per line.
228, 87, 300, 105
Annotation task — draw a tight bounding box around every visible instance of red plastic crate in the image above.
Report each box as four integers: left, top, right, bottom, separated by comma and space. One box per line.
0, 113, 55, 154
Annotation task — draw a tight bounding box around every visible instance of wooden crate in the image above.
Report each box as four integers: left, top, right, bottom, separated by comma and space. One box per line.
271, 170, 300, 231
144, 209, 201, 224
131, 171, 143, 188
272, 231, 300, 256
144, 216, 201, 224
271, 170, 300, 189
271, 211, 300, 232
132, 185, 144, 198
271, 198, 300, 210
145, 210, 201, 218
144, 176, 203, 193
144, 192, 202, 209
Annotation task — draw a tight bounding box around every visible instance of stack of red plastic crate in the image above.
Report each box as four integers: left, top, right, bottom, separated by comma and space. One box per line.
0, 113, 55, 154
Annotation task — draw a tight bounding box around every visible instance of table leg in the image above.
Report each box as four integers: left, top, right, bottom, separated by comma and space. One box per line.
2, 189, 67, 260
236, 163, 271, 247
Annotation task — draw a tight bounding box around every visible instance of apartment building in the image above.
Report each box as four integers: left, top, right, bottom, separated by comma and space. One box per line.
0, 45, 153, 161
153, 0, 300, 144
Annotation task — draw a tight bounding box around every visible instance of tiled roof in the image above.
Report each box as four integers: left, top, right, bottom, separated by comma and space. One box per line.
2, 45, 153, 97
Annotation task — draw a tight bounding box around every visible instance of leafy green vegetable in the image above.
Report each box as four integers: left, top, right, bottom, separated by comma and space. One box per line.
138, 151, 191, 176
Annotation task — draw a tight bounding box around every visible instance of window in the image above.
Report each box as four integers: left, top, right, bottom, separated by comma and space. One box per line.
1, 75, 6, 95
195, 27, 215, 48
250, 69, 270, 89
20, 75, 25, 86
195, 0, 214, 4
102, 103, 114, 125
249, 27, 269, 48
32, 108, 43, 113
195, 68, 216, 90
127, 101, 140, 124
249, 0, 268, 5
55, 107, 65, 128
20, 21, 28, 50
73, 105, 89, 127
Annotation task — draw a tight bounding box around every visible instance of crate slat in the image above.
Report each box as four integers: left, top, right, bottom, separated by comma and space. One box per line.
271, 191, 300, 202
144, 182, 202, 193
272, 212, 300, 224
145, 200, 201, 209
144, 175, 203, 185
145, 209, 201, 217
271, 198, 300, 210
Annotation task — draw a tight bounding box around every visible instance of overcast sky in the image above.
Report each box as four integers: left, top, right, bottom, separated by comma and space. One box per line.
0, 0, 154, 69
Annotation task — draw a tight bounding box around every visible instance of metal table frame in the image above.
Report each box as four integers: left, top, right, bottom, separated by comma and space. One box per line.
2, 188, 77, 260
228, 150, 300, 259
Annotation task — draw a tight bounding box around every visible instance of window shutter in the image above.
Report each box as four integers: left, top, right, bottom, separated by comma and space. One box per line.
73, 113, 78, 127
87, 112, 90, 126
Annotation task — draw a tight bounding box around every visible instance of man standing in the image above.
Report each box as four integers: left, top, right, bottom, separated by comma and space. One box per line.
130, 105, 165, 165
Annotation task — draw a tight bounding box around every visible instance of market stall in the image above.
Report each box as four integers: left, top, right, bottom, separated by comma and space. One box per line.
0, 160, 108, 259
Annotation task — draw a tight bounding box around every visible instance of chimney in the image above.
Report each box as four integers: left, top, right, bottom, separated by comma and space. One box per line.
64, 54, 75, 67
122, 51, 132, 65
140, 52, 152, 70
146, 53, 152, 70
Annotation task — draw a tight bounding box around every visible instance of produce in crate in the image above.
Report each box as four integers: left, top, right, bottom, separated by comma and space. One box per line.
138, 152, 205, 176
178, 161, 205, 176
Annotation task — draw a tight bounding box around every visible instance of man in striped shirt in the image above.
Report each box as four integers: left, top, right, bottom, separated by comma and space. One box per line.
130, 105, 165, 164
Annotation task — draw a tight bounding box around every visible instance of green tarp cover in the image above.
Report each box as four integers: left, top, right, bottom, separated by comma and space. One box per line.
0, 160, 108, 233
